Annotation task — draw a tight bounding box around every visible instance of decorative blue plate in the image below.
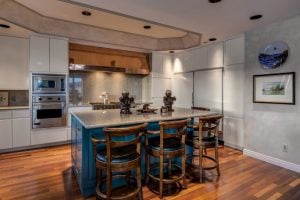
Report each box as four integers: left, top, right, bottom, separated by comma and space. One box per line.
258, 41, 289, 69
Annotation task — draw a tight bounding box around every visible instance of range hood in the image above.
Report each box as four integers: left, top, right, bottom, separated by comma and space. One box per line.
69, 43, 151, 75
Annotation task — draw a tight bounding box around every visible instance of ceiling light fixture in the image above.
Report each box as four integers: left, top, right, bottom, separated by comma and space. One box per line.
250, 14, 263, 20
209, 38, 217, 41
82, 11, 92, 16
208, 0, 222, 3
0, 24, 10, 29
143, 25, 151, 29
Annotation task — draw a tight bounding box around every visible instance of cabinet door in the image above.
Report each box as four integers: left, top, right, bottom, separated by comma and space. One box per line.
0, 119, 12, 149
0, 36, 29, 90
30, 36, 50, 72
183, 47, 207, 72
50, 39, 69, 74
225, 36, 245, 65
207, 43, 224, 68
12, 118, 30, 148
172, 72, 193, 108
152, 53, 164, 77
151, 77, 172, 106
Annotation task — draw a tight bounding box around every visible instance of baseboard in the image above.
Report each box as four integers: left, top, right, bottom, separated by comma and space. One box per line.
224, 142, 243, 151
0, 140, 71, 154
243, 149, 300, 173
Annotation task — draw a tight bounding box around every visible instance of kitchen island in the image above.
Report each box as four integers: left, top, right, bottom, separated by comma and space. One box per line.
71, 108, 217, 197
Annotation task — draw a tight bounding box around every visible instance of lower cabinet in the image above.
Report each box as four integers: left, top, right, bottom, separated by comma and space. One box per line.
0, 119, 13, 150
31, 127, 68, 145
12, 118, 30, 148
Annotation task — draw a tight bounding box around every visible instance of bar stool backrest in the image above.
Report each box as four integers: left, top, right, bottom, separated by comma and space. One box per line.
103, 123, 147, 162
159, 119, 189, 153
198, 115, 223, 139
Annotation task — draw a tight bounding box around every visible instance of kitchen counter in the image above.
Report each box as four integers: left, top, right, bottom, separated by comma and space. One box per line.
71, 107, 217, 129
0, 106, 29, 110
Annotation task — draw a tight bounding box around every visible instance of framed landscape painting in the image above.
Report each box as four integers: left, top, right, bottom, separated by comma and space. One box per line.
253, 72, 295, 104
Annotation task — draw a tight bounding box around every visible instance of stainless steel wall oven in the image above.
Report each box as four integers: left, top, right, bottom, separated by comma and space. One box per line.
32, 74, 67, 129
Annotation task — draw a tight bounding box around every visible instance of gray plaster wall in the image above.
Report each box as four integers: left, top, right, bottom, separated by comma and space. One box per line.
244, 15, 300, 165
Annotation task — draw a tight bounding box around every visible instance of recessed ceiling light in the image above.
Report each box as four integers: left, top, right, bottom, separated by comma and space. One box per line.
209, 38, 217, 41
169, 50, 175, 53
209, 0, 222, 3
0, 24, 10, 29
82, 11, 92, 16
143, 25, 151, 29
250, 14, 263, 20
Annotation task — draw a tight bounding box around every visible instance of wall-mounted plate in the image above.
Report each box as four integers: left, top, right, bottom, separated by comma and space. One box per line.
258, 41, 289, 69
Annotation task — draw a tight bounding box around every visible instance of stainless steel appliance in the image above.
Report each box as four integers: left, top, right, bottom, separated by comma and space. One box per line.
32, 74, 66, 94
32, 94, 66, 129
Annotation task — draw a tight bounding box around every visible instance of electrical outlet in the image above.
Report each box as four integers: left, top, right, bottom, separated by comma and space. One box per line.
283, 144, 288, 152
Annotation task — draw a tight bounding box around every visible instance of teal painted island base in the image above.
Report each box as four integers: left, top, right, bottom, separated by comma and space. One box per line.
70, 108, 216, 197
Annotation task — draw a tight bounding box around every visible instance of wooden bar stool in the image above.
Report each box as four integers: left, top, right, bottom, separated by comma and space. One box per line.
145, 119, 189, 199
91, 123, 147, 200
186, 114, 223, 183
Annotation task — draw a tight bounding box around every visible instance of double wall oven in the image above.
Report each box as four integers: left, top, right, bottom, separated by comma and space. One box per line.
32, 74, 67, 129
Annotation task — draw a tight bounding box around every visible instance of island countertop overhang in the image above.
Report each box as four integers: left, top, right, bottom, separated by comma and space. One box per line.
71, 108, 218, 129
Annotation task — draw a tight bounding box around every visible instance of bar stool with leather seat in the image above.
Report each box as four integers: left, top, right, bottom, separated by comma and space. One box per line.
186, 115, 223, 183
145, 119, 189, 199
91, 123, 147, 200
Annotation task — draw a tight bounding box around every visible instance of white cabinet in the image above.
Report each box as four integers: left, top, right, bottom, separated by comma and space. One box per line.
207, 43, 224, 68
173, 53, 184, 73
0, 109, 31, 150
183, 47, 207, 72
152, 53, 172, 78
151, 77, 172, 106
30, 36, 68, 74
172, 73, 193, 108
0, 119, 13, 150
50, 39, 69, 74
224, 36, 245, 65
31, 127, 67, 145
12, 118, 30, 148
0, 36, 29, 90
30, 36, 50, 73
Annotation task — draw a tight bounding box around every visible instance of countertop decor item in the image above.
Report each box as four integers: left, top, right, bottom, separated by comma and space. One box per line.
162, 90, 176, 112
253, 72, 295, 104
258, 41, 289, 69
119, 92, 134, 114
136, 103, 157, 113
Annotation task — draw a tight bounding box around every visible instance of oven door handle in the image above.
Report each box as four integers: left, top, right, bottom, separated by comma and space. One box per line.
33, 102, 65, 106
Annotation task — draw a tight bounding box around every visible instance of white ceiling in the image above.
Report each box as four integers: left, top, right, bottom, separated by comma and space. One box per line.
0, 19, 33, 38
70, 0, 300, 42
15, 0, 187, 39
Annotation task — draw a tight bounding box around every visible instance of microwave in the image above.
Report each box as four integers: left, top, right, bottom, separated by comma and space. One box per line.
32, 74, 66, 94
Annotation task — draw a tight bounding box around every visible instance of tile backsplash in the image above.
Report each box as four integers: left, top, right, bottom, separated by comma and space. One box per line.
0, 90, 29, 106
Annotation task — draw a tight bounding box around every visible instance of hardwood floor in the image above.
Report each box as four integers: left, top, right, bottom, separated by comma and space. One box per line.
0, 145, 299, 200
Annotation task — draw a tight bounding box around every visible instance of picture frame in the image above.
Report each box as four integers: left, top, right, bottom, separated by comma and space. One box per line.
253, 72, 295, 104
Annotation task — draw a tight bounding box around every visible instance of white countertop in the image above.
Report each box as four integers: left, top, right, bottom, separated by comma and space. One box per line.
71, 107, 218, 129
0, 106, 29, 110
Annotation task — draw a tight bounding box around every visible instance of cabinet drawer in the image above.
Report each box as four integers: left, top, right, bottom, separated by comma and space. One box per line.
0, 110, 12, 120
12, 109, 30, 118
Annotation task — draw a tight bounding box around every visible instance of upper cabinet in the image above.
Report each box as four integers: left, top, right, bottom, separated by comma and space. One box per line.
30, 36, 68, 74
0, 36, 29, 90
224, 35, 245, 65
152, 53, 173, 78
50, 38, 69, 74
174, 42, 224, 73
207, 43, 224, 68
183, 47, 207, 72
30, 36, 49, 73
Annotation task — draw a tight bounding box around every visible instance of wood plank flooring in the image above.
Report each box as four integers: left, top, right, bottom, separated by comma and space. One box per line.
0, 145, 299, 200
